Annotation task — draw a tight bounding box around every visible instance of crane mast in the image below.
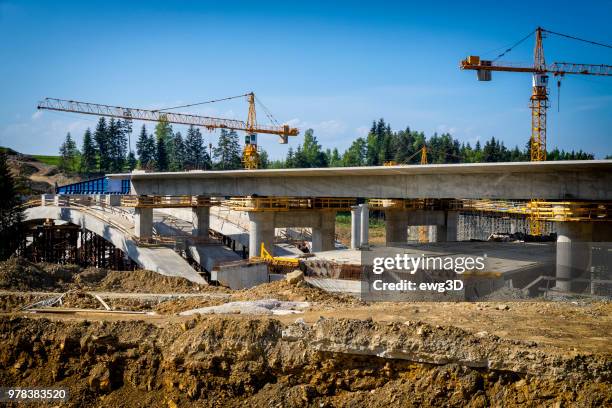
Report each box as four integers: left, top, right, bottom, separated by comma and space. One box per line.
460, 26, 612, 234
37, 93, 299, 170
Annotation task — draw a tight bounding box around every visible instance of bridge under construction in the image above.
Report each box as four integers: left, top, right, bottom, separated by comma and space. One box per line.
19, 159, 612, 297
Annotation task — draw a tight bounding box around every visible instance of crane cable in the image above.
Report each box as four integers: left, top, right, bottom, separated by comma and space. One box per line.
542, 28, 612, 49
255, 96, 281, 127
153, 93, 250, 112
492, 29, 535, 62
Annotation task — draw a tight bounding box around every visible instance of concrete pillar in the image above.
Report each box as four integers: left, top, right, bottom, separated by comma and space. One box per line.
385, 209, 408, 246
510, 218, 518, 234
248, 212, 275, 257
351, 205, 361, 250
433, 211, 458, 242
191, 206, 210, 237
312, 211, 336, 252
556, 222, 593, 292
134, 207, 153, 239
360, 203, 369, 249
41, 194, 53, 206
106, 194, 121, 206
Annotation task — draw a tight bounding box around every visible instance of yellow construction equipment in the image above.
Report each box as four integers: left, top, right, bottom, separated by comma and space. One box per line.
253, 243, 300, 268
461, 27, 611, 234
37, 92, 299, 170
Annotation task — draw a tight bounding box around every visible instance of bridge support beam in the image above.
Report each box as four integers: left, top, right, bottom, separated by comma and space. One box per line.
248, 212, 275, 257
312, 211, 336, 252
134, 207, 153, 239
192, 206, 210, 237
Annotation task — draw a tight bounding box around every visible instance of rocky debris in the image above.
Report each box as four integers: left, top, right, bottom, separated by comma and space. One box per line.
0, 316, 609, 407
286, 270, 304, 284
179, 299, 310, 316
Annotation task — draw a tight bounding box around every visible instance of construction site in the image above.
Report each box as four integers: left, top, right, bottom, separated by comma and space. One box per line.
1, 5, 611, 407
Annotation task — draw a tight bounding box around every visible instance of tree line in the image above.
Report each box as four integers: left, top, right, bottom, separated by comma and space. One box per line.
58, 117, 595, 175
58, 116, 254, 175
270, 118, 594, 168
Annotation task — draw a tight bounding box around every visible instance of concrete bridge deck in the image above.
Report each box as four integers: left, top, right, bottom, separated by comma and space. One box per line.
112, 160, 612, 200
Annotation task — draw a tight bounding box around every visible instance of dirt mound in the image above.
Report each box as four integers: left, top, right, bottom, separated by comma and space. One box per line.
233, 279, 361, 305
0, 258, 57, 291
154, 280, 359, 315
74, 267, 109, 285
59, 291, 106, 309
93, 270, 211, 293
0, 316, 609, 407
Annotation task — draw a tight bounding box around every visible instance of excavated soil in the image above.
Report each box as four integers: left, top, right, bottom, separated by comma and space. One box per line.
0, 258, 215, 294
0, 316, 609, 407
1, 260, 611, 406
153, 279, 360, 315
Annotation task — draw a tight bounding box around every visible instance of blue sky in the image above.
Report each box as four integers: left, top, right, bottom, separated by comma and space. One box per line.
1, 0, 611, 159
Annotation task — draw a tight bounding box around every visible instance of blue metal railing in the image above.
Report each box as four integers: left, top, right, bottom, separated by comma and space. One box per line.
55, 176, 130, 195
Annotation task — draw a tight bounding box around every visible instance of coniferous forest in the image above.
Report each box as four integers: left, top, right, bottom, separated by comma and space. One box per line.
56, 117, 595, 176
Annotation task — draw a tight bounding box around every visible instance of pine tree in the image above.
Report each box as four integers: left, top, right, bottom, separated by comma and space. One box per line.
106, 118, 127, 172
258, 149, 270, 169
126, 151, 137, 171
80, 128, 96, 175
213, 129, 242, 169
0, 151, 23, 259
170, 132, 186, 171
94, 117, 110, 173
136, 125, 156, 170
154, 117, 172, 170
184, 125, 211, 169
155, 136, 168, 171
59, 132, 79, 173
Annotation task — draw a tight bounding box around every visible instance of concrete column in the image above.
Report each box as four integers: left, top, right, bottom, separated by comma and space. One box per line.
134, 207, 153, 239
312, 211, 336, 252
385, 209, 408, 246
351, 206, 361, 250
556, 222, 593, 292
433, 211, 458, 242
41, 194, 53, 207
106, 194, 121, 206
191, 206, 210, 237
510, 218, 518, 234
248, 212, 275, 257
360, 203, 369, 249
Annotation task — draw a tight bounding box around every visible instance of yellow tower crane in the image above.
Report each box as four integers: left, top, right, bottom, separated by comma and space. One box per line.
37, 92, 299, 169
460, 27, 612, 234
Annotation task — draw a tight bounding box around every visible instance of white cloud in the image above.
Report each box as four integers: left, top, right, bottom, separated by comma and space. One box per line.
31, 110, 43, 120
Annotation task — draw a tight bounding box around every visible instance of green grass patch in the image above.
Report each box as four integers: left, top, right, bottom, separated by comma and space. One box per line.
32, 155, 61, 166
336, 211, 385, 228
